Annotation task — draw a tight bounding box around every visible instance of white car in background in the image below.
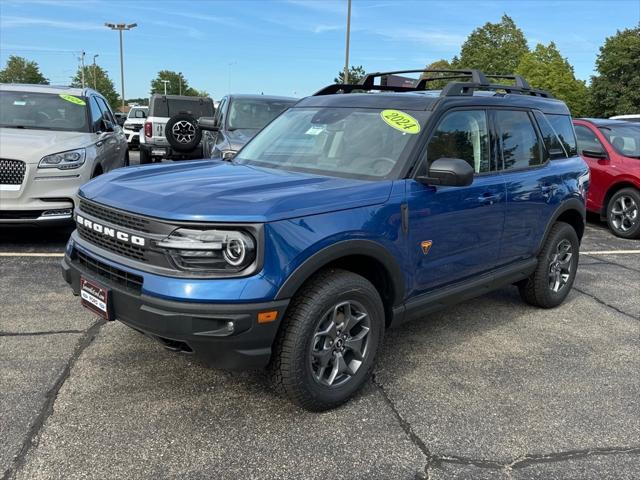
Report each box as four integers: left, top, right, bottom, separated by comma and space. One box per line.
610, 114, 640, 122
0, 84, 128, 224
122, 105, 148, 148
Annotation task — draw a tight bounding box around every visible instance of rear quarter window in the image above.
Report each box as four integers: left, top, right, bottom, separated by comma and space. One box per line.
546, 114, 578, 156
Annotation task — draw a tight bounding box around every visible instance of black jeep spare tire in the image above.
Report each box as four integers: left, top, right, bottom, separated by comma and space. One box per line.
165, 113, 201, 153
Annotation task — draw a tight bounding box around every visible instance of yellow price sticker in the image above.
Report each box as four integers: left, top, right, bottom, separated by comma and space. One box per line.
59, 94, 86, 106
380, 109, 420, 134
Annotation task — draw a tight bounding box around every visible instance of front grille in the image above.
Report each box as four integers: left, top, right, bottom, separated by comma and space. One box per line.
79, 199, 151, 233
75, 249, 143, 292
77, 225, 146, 261
0, 159, 26, 185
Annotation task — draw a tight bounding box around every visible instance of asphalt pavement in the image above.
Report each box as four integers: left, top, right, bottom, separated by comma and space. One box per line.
1, 153, 639, 479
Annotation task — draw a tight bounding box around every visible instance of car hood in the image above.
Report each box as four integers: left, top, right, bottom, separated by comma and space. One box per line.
79, 160, 393, 223
0, 128, 94, 164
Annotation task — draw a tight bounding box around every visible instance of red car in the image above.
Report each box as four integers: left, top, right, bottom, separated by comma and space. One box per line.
574, 118, 640, 238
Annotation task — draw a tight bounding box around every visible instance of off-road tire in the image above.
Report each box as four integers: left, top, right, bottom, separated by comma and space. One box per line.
139, 147, 152, 164
518, 222, 579, 308
268, 269, 384, 411
165, 113, 201, 153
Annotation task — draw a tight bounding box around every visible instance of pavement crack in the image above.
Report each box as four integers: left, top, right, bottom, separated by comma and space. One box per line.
508, 445, 640, 469
1, 319, 106, 480
583, 254, 640, 274
573, 286, 639, 321
371, 374, 438, 477
0, 329, 86, 337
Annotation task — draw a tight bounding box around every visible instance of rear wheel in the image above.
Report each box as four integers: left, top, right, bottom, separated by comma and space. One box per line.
518, 222, 579, 308
269, 269, 384, 411
606, 188, 640, 239
139, 147, 152, 165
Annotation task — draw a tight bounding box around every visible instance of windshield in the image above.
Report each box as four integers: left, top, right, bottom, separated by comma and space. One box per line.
235, 107, 427, 179
227, 98, 295, 130
0, 91, 89, 132
128, 107, 147, 119
599, 124, 640, 158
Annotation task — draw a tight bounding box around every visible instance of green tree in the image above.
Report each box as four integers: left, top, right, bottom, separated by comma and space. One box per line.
334, 65, 366, 84
150, 71, 205, 96
70, 64, 119, 109
589, 26, 640, 117
421, 59, 454, 89
0, 55, 48, 84
516, 42, 589, 116
455, 14, 529, 74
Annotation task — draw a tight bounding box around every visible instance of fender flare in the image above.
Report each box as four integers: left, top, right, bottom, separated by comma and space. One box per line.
274, 239, 405, 304
536, 198, 586, 254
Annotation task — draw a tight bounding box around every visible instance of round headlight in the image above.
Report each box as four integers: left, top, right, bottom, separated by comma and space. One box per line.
224, 238, 246, 266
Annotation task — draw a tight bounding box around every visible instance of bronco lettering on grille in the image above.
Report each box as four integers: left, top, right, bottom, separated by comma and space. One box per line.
76, 214, 146, 246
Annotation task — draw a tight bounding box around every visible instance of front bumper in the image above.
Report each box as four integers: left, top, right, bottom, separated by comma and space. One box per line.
124, 130, 140, 145
0, 163, 89, 224
61, 249, 289, 370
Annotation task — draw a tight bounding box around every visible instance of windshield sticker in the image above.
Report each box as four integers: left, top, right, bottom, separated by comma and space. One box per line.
305, 126, 325, 136
59, 94, 86, 106
13, 100, 26, 106
380, 110, 420, 134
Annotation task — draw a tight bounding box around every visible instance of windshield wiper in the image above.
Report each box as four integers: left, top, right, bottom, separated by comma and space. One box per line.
1, 125, 51, 130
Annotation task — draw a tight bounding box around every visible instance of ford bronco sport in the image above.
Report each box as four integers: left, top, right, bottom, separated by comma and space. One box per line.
62, 69, 589, 411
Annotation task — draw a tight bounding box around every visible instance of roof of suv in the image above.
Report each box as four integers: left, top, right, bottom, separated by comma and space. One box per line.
227, 94, 298, 102
0, 83, 97, 97
299, 68, 570, 115
297, 90, 570, 115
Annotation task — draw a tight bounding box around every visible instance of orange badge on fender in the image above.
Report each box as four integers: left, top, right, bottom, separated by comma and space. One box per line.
421, 241, 433, 255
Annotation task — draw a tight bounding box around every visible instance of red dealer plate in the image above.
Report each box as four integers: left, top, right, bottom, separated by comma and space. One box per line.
80, 277, 112, 320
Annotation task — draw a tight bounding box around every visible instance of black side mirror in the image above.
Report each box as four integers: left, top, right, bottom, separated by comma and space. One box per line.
581, 147, 607, 159
198, 117, 219, 132
417, 158, 474, 187
101, 119, 115, 133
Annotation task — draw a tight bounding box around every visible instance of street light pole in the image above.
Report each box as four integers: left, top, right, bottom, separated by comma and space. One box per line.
92, 54, 99, 90
179, 72, 182, 95
105, 22, 137, 111
161, 80, 170, 95
80, 51, 86, 88
343, 0, 351, 84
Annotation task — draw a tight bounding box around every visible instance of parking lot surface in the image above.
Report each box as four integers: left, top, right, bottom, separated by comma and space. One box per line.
1, 156, 639, 479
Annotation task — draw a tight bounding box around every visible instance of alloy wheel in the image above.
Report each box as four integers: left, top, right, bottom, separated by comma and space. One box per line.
309, 300, 371, 388
548, 239, 573, 293
610, 195, 638, 233
171, 120, 196, 144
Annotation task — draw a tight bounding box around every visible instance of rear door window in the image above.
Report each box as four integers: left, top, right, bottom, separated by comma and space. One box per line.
495, 110, 542, 170
533, 111, 568, 160
546, 114, 578, 156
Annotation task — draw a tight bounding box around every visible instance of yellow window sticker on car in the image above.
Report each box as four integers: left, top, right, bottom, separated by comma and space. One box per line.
59, 94, 86, 106
380, 109, 420, 134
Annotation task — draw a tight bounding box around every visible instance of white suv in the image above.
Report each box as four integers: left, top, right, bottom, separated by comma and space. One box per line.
122, 105, 148, 148
0, 84, 128, 224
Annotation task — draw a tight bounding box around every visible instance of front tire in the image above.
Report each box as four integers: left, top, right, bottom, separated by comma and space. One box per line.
518, 222, 579, 308
269, 269, 384, 411
606, 188, 640, 239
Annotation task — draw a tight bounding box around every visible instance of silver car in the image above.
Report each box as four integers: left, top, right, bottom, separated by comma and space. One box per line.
0, 84, 128, 224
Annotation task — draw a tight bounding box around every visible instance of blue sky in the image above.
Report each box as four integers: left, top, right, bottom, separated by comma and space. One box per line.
1, 0, 639, 101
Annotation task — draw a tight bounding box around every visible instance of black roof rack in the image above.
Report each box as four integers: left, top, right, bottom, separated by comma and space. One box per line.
313, 68, 553, 99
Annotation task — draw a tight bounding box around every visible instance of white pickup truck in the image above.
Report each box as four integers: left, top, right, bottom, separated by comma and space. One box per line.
139, 94, 215, 163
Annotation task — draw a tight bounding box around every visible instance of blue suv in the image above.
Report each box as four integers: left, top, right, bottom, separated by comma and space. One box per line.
62, 69, 589, 411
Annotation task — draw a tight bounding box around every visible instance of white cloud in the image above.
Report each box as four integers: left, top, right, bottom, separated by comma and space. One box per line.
1, 15, 103, 31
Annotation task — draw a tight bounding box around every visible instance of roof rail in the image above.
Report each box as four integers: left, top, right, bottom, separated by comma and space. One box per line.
312, 68, 554, 99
